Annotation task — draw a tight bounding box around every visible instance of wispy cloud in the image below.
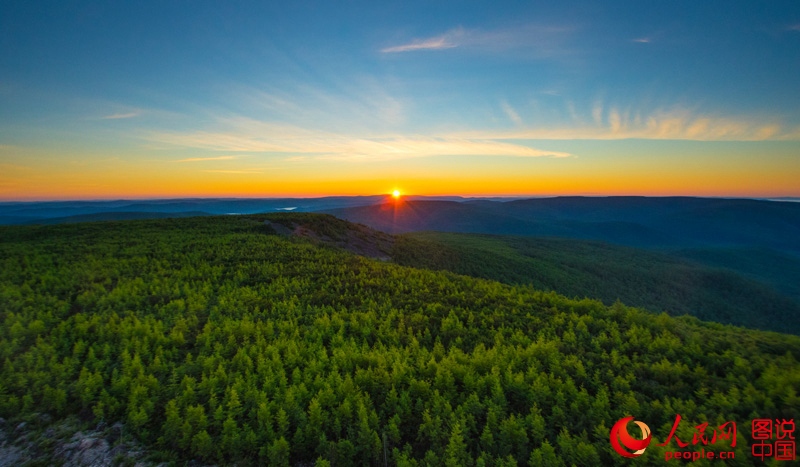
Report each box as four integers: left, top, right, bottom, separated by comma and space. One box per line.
381, 24, 574, 56
632, 37, 651, 43
225, 79, 406, 128
175, 155, 239, 162
501, 100, 523, 126
608, 108, 622, 133
146, 118, 570, 160
316, 137, 570, 160
789, 24, 800, 32
143, 99, 800, 168
381, 29, 462, 53
454, 106, 800, 142
591, 100, 604, 126
565, 100, 581, 124
102, 111, 141, 120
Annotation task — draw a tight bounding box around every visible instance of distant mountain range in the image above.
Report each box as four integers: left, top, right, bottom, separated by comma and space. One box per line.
0, 195, 489, 225
0, 196, 387, 224
325, 196, 800, 254
4, 195, 799, 255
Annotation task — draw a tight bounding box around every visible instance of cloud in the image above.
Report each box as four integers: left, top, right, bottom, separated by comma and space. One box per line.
225, 79, 406, 128
316, 137, 570, 160
501, 101, 523, 126
592, 100, 604, 126
145, 118, 570, 160
565, 101, 581, 123
175, 155, 238, 162
633, 37, 651, 43
608, 108, 622, 133
381, 24, 573, 56
143, 100, 799, 169
789, 24, 800, 32
453, 107, 800, 142
102, 111, 141, 120
781, 129, 800, 143
381, 29, 462, 53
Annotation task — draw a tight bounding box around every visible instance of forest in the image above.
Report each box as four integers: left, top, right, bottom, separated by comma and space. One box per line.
1, 213, 799, 465
391, 232, 800, 335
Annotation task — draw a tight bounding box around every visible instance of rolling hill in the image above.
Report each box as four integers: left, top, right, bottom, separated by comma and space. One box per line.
0, 213, 798, 465
391, 232, 800, 335
672, 247, 800, 301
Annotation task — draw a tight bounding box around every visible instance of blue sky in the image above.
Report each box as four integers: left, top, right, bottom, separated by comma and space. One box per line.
1, 1, 799, 199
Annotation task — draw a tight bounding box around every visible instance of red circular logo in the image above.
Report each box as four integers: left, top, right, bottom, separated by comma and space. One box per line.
610, 416, 652, 458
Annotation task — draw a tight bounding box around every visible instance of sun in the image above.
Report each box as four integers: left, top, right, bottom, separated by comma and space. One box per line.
392, 189, 401, 199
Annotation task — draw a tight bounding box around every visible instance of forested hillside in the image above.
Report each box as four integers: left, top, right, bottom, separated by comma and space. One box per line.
1, 214, 798, 465
326, 197, 800, 253
673, 247, 800, 302
392, 232, 800, 335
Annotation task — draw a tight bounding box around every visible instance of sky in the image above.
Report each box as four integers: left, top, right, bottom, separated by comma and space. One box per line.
1, 0, 799, 200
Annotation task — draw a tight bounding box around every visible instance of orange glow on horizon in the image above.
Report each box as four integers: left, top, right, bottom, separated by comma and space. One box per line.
2, 159, 799, 201
3, 180, 799, 201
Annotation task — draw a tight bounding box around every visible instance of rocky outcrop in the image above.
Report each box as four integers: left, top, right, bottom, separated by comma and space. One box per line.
0, 416, 157, 466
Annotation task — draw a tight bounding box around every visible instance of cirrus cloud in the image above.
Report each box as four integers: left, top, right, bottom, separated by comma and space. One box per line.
455, 106, 800, 142
381, 31, 462, 53
145, 118, 570, 160
381, 24, 574, 57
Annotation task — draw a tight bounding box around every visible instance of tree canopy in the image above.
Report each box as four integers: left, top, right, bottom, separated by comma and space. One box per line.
1, 214, 798, 465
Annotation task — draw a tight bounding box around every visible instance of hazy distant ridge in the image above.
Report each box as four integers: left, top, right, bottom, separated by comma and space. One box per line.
326, 196, 800, 254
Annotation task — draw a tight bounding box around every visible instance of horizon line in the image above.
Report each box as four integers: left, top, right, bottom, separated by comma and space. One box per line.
2, 194, 799, 204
